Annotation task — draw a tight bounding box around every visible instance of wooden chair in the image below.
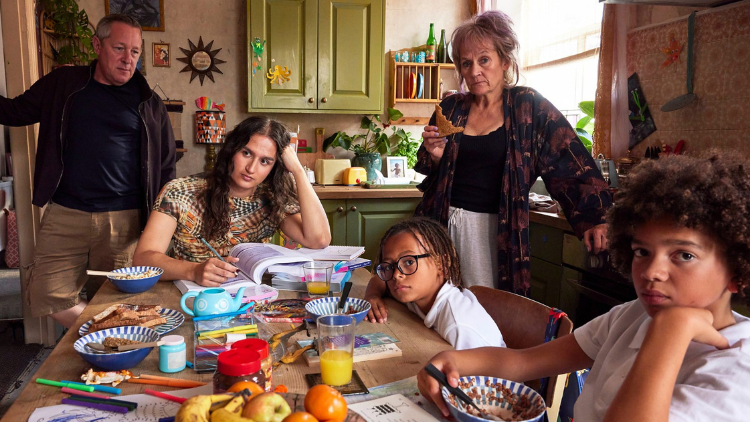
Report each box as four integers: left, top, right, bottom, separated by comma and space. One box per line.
469, 286, 574, 420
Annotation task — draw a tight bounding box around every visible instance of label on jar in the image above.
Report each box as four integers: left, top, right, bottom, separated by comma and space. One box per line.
168, 350, 186, 370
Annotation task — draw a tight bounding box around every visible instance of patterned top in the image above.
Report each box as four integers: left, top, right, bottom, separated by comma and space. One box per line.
153, 175, 300, 262
415, 87, 613, 295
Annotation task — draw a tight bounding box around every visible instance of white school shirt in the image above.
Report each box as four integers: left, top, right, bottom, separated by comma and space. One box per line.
573, 300, 750, 422
407, 283, 506, 350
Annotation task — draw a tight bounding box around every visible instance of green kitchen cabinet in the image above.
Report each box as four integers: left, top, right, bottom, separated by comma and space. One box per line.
321, 198, 420, 262
529, 222, 564, 308
248, 0, 384, 113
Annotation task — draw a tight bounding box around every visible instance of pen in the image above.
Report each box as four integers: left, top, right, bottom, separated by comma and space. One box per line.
196, 235, 253, 281
61, 380, 121, 395
36, 378, 95, 392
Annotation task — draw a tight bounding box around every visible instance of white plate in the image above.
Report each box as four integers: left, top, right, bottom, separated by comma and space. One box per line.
78, 307, 185, 337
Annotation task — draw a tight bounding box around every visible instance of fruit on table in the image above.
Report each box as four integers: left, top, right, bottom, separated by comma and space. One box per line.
228, 381, 265, 396
211, 394, 248, 422
175, 393, 236, 422
303, 385, 347, 422
282, 412, 319, 422
242, 392, 293, 422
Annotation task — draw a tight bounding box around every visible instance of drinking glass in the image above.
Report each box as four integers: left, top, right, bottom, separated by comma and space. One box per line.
317, 315, 355, 386
303, 262, 333, 298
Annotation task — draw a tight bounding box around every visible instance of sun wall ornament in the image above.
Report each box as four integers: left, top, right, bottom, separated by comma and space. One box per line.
661, 34, 682, 68
177, 37, 226, 85
266, 65, 292, 85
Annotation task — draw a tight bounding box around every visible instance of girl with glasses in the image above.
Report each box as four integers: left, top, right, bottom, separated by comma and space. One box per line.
366, 217, 505, 350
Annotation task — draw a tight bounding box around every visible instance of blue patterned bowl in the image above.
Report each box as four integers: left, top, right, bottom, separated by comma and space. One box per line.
74, 326, 159, 371
441, 376, 546, 422
305, 296, 371, 325
107, 266, 163, 293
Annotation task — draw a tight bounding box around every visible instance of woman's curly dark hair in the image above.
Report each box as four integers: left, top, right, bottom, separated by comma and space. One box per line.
608, 151, 750, 305
201, 116, 297, 241
375, 217, 463, 290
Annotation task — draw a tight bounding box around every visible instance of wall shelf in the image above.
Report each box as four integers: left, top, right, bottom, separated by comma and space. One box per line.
388, 50, 455, 110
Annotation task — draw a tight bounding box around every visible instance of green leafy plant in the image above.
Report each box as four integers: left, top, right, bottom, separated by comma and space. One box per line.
323, 108, 407, 155
42, 0, 97, 65
575, 100, 594, 154
392, 135, 421, 169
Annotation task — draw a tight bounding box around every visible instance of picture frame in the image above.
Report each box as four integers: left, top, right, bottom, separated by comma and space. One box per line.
105, 0, 165, 32
386, 156, 407, 179
153, 42, 170, 67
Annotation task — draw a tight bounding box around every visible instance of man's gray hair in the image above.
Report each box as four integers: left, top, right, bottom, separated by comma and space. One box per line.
95, 14, 142, 40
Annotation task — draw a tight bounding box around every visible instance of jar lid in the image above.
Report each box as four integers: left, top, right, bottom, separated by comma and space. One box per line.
161, 335, 184, 346
217, 350, 261, 376
231, 338, 269, 359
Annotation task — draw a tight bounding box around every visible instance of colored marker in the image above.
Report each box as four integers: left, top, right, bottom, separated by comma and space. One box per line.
36, 379, 95, 393
61, 398, 129, 413
62, 380, 121, 395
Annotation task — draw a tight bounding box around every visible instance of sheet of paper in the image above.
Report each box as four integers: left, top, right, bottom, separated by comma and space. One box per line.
29, 384, 212, 422
345, 377, 448, 421
348, 394, 441, 422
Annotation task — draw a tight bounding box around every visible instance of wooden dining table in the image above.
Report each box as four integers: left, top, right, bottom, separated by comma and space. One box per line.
1, 268, 453, 422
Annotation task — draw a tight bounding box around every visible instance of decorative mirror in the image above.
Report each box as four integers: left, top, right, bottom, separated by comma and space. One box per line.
177, 37, 226, 85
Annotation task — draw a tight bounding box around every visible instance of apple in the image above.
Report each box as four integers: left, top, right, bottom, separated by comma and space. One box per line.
241, 392, 292, 422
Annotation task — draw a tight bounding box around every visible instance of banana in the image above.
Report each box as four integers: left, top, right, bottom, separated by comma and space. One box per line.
268, 323, 306, 351
221, 394, 247, 415
210, 408, 248, 422
175, 394, 236, 422
273, 344, 315, 369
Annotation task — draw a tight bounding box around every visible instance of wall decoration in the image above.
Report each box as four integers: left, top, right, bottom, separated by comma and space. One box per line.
136, 39, 146, 75
153, 42, 170, 67
251, 37, 265, 75
627, 73, 656, 149
660, 34, 682, 68
266, 65, 291, 85
195, 96, 225, 112
176, 37, 226, 86
105, 0, 165, 31
386, 156, 407, 179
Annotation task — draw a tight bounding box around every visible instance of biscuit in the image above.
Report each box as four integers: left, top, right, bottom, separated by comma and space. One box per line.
435, 104, 464, 137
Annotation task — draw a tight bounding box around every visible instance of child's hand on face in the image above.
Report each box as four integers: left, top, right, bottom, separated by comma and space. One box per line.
365, 296, 388, 323
417, 351, 461, 417
653, 307, 730, 350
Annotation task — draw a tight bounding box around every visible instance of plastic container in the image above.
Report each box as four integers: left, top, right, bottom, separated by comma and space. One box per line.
213, 349, 265, 394
232, 338, 272, 391
159, 335, 186, 373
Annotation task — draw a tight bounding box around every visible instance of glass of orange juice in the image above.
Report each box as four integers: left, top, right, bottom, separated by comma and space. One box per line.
303, 262, 333, 298
317, 315, 355, 386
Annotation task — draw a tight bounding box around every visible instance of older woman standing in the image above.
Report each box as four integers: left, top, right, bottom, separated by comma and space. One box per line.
365, 11, 611, 322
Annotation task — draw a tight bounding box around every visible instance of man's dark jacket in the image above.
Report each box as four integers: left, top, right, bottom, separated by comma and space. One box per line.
0, 60, 176, 225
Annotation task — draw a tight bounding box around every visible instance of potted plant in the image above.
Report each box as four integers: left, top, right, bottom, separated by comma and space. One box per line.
575, 100, 594, 154
41, 0, 96, 66
323, 108, 409, 182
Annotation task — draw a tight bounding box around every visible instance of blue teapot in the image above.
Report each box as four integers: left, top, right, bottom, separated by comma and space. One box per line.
180, 287, 246, 317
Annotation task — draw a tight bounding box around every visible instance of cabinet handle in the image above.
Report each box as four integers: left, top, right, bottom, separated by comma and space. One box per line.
350, 206, 357, 212
321, 97, 328, 103
308, 97, 314, 103
336, 207, 344, 213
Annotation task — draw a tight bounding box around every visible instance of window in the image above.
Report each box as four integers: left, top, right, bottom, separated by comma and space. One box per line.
496, 0, 604, 125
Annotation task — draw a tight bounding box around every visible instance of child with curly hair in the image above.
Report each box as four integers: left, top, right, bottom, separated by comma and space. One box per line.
365, 217, 505, 349
418, 152, 750, 421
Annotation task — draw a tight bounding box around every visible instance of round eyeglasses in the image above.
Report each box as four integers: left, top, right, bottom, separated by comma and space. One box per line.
375, 253, 431, 282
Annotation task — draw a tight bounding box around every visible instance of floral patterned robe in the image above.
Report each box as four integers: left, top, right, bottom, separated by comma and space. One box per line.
415, 87, 613, 295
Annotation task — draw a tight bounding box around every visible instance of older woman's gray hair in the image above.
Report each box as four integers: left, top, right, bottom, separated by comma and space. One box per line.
451, 10, 520, 89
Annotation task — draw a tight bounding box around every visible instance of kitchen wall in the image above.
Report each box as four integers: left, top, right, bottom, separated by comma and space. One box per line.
625, 1, 750, 158
78, 0, 470, 177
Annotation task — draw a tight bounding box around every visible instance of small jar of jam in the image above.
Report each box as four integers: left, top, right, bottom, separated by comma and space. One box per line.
232, 338, 273, 392
213, 349, 265, 394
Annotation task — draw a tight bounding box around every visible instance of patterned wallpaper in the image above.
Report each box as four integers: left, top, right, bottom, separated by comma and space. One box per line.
626, 3, 750, 159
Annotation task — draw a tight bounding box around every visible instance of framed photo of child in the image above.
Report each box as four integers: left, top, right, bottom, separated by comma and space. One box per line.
153, 43, 170, 67
386, 156, 406, 179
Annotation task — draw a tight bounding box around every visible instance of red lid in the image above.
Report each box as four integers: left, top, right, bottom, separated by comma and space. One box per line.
217, 350, 261, 376
231, 338, 270, 359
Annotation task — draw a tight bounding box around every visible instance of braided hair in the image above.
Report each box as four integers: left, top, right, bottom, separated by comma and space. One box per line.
376, 217, 463, 289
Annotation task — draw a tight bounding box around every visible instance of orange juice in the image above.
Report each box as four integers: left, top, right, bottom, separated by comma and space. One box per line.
320, 349, 353, 386
307, 281, 329, 295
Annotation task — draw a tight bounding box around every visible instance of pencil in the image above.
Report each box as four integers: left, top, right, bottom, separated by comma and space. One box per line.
61, 398, 129, 413
144, 388, 188, 404
196, 235, 253, 281
128, 378, 206, 388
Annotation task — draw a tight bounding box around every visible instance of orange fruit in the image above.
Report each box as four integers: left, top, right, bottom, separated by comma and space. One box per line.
227, 380, 265, 396
282, 412, 319, 422
304, 385, 347, 422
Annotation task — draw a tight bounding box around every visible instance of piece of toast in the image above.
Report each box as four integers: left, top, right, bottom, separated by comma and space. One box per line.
89, 304, 164, 332
139, 316, 168, 328
92, 304, 121, 323
435, 104, 464, 137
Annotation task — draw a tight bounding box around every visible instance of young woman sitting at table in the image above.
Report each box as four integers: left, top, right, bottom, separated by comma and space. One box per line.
367, 217, 505, 350
133, 116, 330, 286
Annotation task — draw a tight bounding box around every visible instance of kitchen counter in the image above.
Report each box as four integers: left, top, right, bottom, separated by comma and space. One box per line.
530, 210, 573, 232
313, 184, 422, 199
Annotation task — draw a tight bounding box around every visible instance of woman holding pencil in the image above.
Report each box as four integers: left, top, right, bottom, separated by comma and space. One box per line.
133, 116, 330, 286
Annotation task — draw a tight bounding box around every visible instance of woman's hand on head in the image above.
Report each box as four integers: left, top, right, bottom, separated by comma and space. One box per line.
417, 351, 460, 417
192, 256, 241, 287
365, 295, 389, 323
280, 144, 304, 175
422, 125, 448, 165
583, 223, 608, 254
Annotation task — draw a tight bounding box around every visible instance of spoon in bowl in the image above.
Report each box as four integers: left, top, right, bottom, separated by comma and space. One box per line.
337, 282, 353, 314
424, 363, 483, 414
86, 340, 164, 353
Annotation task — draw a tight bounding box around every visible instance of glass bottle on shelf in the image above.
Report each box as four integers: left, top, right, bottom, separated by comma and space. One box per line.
425, 23, 436, 63
437, 29, 448, 63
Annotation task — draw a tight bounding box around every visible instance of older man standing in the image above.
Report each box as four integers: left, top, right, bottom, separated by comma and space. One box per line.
0, 14, 175, 328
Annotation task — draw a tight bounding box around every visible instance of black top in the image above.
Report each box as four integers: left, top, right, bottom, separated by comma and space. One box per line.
449, 125, 506, 214
53, 77, 143, 212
